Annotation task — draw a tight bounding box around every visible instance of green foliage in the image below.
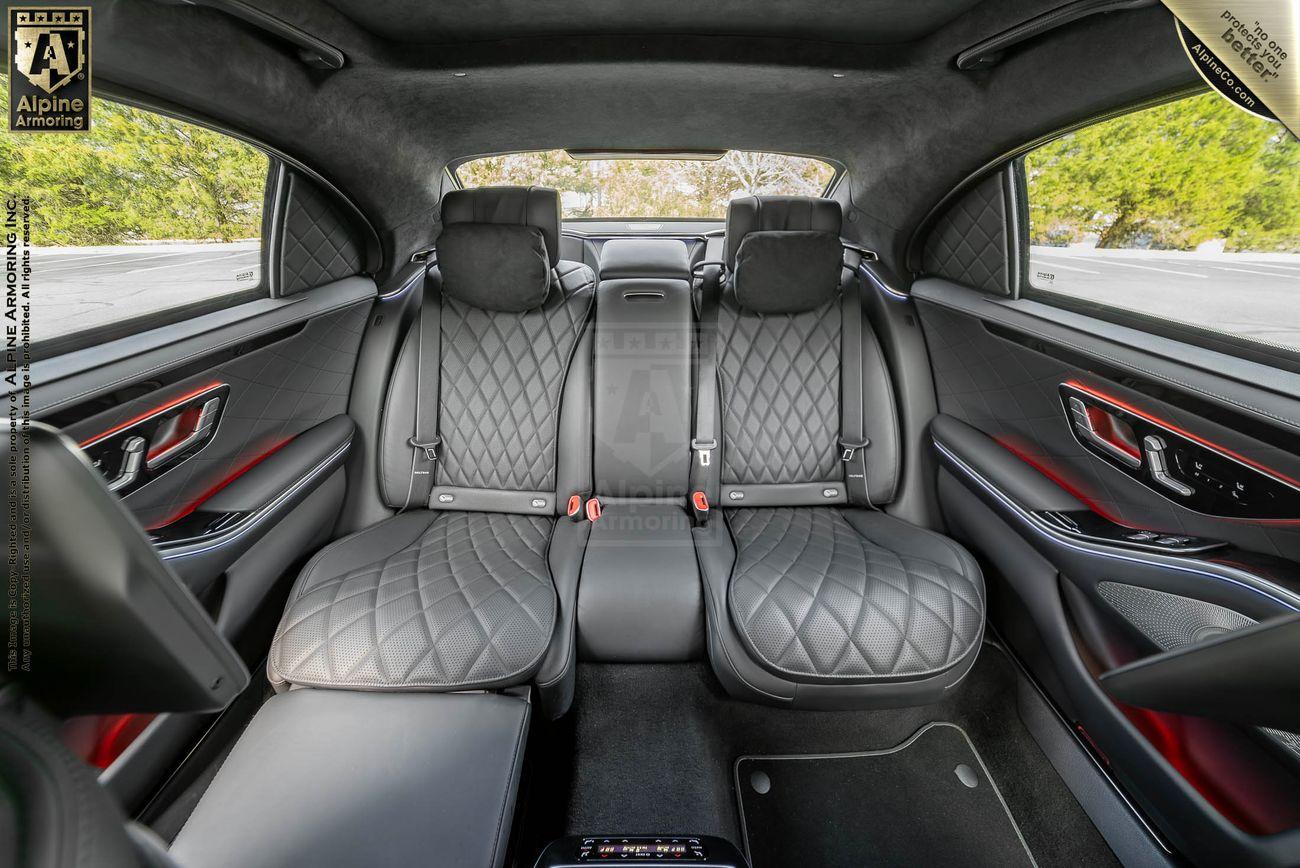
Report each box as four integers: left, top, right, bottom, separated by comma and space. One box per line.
1025, 93, 1299, 252
0, 75, 267, 246
458, 150, 835, 218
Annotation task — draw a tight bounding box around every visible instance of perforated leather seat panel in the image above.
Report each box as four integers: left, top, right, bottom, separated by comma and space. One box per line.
727, 507, 983, 682
270, 511, 556, 691
716, 294, 842, 485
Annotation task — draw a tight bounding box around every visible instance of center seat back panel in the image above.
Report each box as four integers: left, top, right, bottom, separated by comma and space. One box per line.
576, 238, 706, 662
267, 187, 595, 713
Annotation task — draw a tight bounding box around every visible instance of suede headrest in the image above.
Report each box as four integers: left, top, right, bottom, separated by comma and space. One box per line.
440, 185, 561, 267
725, 195, 842, 268
732, 230, 844, 314
437, 223, 551, 312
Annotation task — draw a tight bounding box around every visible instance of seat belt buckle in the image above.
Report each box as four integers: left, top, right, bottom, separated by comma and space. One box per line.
566, 493, 585, 523
409, 436, 441, 462
585, 497, 603, 523
691, 490, 710, 526
691, 438, 718, 467
839, 437, 870, 462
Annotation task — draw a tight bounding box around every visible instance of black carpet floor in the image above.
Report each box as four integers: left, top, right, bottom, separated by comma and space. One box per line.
737, 723, 1035, 868
518, 643, 1119, 867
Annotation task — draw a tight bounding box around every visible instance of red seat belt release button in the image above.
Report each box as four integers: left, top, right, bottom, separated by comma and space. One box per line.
566, 494, 584, 521
691, 490, 709, 525
585, 497, 602, 522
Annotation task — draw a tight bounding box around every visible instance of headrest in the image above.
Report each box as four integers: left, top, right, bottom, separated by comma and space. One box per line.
732, 230, 844, 314
725, 195, 842, 267
437, 222, 552, 312
441, 185, 561, 267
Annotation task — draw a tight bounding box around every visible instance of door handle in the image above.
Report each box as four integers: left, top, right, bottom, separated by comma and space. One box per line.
146, 396, 222, 469
1068, 396, 1142, 468
106, 436, 146, 493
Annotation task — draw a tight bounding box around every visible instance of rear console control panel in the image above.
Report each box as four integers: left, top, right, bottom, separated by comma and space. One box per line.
1059, 383, 1300, 520
535, 835, 747, 867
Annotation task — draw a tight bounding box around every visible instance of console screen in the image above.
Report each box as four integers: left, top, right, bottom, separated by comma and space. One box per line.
579, 837, 706, 861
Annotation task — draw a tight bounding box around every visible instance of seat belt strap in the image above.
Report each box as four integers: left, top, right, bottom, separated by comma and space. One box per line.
690, 260, 725, 506
405, 267, 443, 509
840, 266, 871, 506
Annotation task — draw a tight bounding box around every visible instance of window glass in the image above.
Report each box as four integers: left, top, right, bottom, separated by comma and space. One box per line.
0, 76, 269, 346
455, 150, 836, 218
1024, 93, 1300, 354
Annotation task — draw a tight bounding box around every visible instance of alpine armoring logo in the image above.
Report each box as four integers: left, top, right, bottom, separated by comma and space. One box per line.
8, 7, 91, 132
1175, 18, 1279, 123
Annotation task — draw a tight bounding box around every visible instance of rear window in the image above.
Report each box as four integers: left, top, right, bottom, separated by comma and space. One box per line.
1, 76, 269, 349
454, 150, 836, 219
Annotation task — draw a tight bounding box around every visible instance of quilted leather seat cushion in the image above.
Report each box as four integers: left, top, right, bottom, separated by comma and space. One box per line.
270, 510, 556, 691
727, 507, 984, 682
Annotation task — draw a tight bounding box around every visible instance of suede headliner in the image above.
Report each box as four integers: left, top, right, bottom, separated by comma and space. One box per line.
87, 0, 1197, 280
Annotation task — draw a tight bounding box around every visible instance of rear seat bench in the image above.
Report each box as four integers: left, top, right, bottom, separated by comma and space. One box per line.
171, 189, 988, 866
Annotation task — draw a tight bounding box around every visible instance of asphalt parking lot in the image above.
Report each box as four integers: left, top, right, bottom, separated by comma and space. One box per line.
22, 241, 1300, 354
28, 241, 261, 344
1028, 247, 1300, 353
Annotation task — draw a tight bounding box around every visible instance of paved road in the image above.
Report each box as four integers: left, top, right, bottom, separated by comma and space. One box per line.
29, 242, 261, 344
1028, 247, 1300, 353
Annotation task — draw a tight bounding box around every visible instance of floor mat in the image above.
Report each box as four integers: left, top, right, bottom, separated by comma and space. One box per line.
736, 722, 1037, 868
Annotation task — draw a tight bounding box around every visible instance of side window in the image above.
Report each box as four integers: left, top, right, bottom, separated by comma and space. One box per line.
1022, 93, 1299, 356
0, 80, 270, 352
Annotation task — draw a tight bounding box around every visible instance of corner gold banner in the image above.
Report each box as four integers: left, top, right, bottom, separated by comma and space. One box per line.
1163, 0, 1297, 135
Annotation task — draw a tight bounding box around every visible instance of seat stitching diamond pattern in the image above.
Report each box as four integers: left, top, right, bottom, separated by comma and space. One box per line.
728, 508, 983, 679
438, 280, 591, 492
281, 176, 363, 295
922, 173, 1007, 295
271, 511, 556, 690
717, 295, 841, 485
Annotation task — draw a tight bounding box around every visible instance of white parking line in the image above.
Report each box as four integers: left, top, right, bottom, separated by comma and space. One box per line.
40, 249, 204, 275
1213, 266, 1293, 278
1084, 259, 1209, 279
119, 250, 257, 276
1029, 259, 1100, 274
1232, 261, 1300, 274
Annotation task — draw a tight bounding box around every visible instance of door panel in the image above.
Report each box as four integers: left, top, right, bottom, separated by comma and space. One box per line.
914, 279, 1300, 865
916, 291, 1300, 562
59, 300, 369, 531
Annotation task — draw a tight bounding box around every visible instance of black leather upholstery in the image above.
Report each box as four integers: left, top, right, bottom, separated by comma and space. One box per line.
273, 187, 594, 704
170, 690, 530, 868
724, 194, 842, 266
698, 196, 986, 708
441, 185, 562, 267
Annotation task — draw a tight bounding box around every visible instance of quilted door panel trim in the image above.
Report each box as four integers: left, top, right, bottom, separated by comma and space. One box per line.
922, 171, 1012, 296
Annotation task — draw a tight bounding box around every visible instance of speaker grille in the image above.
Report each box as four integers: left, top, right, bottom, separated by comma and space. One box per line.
1096, 581, 1300, 764
1096, 581, 1255, 651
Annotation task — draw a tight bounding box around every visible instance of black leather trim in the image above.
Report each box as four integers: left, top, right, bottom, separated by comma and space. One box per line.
201, 414, 355, 513
441, 185, 562, 267
724, 195, 842, 267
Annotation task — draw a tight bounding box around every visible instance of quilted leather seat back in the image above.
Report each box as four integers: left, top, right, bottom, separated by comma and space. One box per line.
437, 271, 593, 493
717, 289, 842, 487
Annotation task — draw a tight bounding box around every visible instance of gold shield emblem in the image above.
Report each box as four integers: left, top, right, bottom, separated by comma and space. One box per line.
12, 9, 86, 94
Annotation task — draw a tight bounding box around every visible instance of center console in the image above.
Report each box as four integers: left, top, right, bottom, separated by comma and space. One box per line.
534, 835, 748, 867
